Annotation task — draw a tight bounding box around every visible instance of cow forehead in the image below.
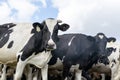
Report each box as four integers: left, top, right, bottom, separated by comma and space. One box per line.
45, 19, 57, 33
98, 35, 104, 39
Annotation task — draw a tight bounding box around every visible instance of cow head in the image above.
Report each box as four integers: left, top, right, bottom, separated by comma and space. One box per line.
43, 18, 70, 42
37, 18, 68, 51
32, 20, 57, 51
95, 33, 116, 54
95, 33, 116, 65
41, 18, 70, 45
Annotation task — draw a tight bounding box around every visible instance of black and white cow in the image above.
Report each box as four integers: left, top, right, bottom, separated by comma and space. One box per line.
106, 40, 120, 80
88, 38, 120, 80
86, 38, 116, 80
48, 23, 116, 80
0, 18, 63, 80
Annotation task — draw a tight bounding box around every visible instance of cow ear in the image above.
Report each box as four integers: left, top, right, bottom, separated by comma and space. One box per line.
58, 23, 70, 31
107, 37, 116, 42
33, 22, 43, 32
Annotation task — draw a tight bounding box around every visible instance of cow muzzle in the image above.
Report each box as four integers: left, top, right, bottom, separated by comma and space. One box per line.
98, 55, 110, 65
46, 39, 56, 50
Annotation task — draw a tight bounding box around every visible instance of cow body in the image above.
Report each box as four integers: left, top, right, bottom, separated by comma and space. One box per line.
0, 23, 34, 64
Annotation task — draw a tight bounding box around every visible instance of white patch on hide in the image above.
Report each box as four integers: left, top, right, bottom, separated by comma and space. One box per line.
45, 18, 57, 34
68, 36, 75, 46
98, 35, 104, 39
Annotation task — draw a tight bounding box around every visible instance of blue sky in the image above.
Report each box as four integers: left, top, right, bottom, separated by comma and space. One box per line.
0, 0, 120, 41
0, 0, 58, 23
32, 0, 58, 22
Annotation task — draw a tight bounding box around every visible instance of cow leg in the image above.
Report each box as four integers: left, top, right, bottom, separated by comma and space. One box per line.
82, 70, 92, 80
62, 63, 71, 80
41, 64, 48, 80
24, 65, 33, 80
27, 67, 33, 80
0, 64, 7, 80
33, 68, 42, 80
33, 68, 41, 80
105, 74, 111, 80
75, 69, 82, 80
33, 70, 39, 80
38, 69, 42, 80
14, 59, 26, 80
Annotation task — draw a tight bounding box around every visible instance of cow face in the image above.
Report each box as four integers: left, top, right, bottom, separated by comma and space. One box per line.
95, 33, 116, 64
42, 18, 69, 50
95, 33, 116, 55
33, 18, 69, 51
40, 18, 64, 50
32, 21, 56, 51
95, 33, 108, 54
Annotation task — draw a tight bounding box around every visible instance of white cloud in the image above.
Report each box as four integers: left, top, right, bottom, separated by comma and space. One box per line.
52, 0, 99, 33
0, 2, 11, 23
0, 0, 46, 23
39, 0, 47, 7
8, 0, 38, 22
29, 0, 47, 7
52, 0, 120, 40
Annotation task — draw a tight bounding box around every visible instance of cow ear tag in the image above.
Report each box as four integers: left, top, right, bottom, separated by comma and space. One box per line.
33, 22, 42, 32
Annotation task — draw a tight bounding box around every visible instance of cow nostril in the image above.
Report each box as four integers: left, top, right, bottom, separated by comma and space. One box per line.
46, 44, 56, 50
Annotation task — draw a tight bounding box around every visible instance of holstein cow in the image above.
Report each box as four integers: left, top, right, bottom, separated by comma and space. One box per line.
0, 18, 63, 80
86, 39, 116, 80
89, 38, 120, 80
48, 23, 115, 80
106, 40, 120, 80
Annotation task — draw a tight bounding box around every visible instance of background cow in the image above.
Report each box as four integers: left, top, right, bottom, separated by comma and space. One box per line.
48, 22, 116, 80
106, 39, 120, 80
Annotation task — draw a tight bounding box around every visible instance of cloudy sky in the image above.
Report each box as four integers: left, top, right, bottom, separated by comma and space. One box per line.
0, 0, 120, 41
